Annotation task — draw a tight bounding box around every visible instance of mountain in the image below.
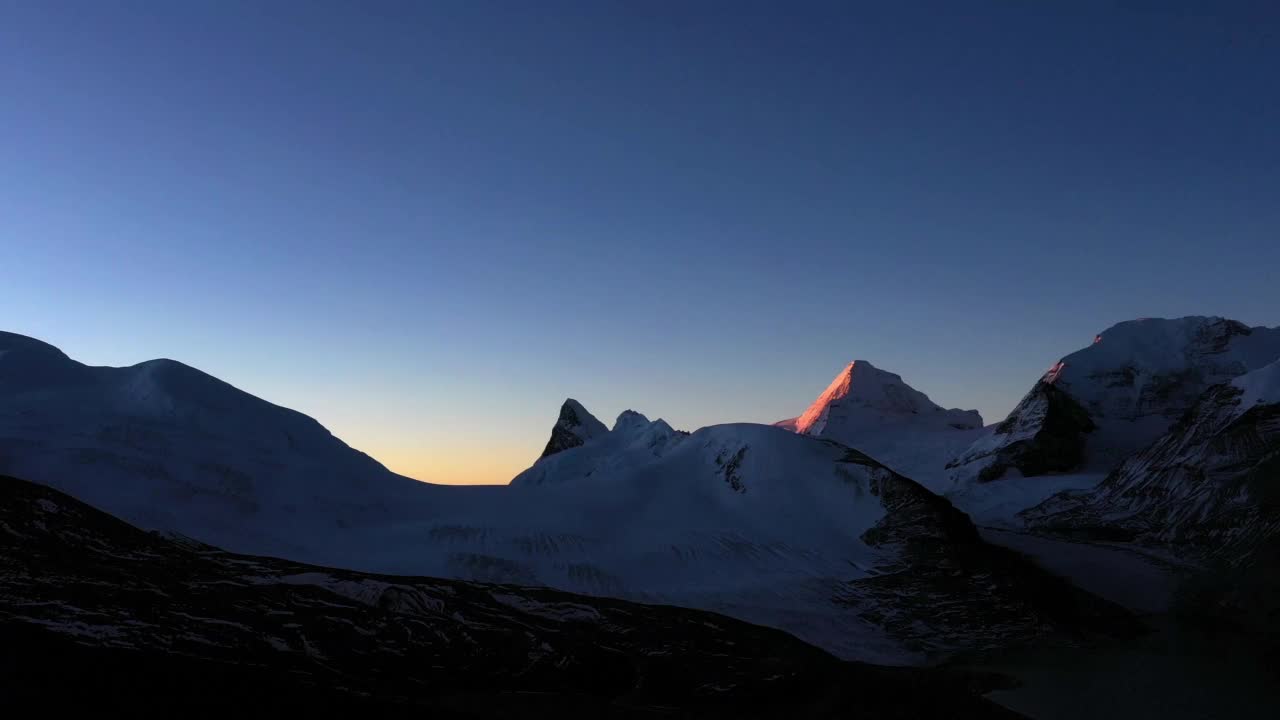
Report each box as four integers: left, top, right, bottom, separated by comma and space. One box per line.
790, 360, 983, 436
1023, 359, 1280, 559
1016, 358, 1280, 648
947, 317, 1280, 489
512, 407, 686, 487
776, 361, 984, 493
0, 473, 1020, 718
538, 399, 609, 458
0, 330, 429, 561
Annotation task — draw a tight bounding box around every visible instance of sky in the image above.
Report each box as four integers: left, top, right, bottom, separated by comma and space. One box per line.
2, 1, 1278, 484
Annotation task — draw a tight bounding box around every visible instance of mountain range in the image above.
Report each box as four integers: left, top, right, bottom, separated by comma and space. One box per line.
3, 316, 1279, 711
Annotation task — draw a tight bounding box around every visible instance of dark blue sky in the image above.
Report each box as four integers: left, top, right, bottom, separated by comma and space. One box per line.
3, 1, 1278, 482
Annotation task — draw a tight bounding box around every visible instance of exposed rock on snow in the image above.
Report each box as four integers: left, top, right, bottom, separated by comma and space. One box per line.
539, 399, 609, 459
946, 382, 1096, 484
511, 403, 685, 487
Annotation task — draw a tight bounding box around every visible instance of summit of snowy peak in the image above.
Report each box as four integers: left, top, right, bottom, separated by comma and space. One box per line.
794, 361, 982, 437
1045, 317, 1280, 413
613, 409, 652, 432
539, 399, 609, 459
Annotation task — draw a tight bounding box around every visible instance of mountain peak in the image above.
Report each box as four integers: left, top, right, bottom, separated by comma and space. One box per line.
1038, 316, 1280, 417
539, 399, 608, 459
613, 409, 651, 432
794, 361, 981, 436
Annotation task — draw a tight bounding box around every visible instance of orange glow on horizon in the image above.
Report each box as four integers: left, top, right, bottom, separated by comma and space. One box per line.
362, 442, 536, 486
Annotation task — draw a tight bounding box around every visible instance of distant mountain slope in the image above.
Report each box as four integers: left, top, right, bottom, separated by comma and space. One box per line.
948, 317, 1280, 488
0, 330, 432, 559
0, 474, 1020, 718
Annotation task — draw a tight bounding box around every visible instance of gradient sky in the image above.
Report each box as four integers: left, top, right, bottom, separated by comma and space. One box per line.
2, 1, 1278, 484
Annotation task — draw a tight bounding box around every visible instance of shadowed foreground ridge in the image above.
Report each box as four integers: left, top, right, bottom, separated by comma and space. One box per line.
0, 474, 1020, 718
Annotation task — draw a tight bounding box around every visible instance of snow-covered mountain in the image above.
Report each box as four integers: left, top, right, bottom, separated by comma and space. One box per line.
0, 331, 1132, 663
1023, 358, 1280, 560
0, 331, 430, 560
786, 360, 983, 436
947, 317, 1280, 489
774, 361, 984, 493
1015, 357, 1280, 639
511, 404, 686, 487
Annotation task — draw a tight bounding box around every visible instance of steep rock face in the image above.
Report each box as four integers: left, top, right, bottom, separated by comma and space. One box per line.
1023, 361, 1280, 560
949, 317, 1280, 485
947, 382, 1096, 483
539, 399, 609, 459
0, 475, 1019, 719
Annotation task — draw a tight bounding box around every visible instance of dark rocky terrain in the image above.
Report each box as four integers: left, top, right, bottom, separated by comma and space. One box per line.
828, 444, 1139, 658
0, 474, 1020, 718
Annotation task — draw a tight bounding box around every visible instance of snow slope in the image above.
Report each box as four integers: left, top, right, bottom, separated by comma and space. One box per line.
1233, 358, 1280, 409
